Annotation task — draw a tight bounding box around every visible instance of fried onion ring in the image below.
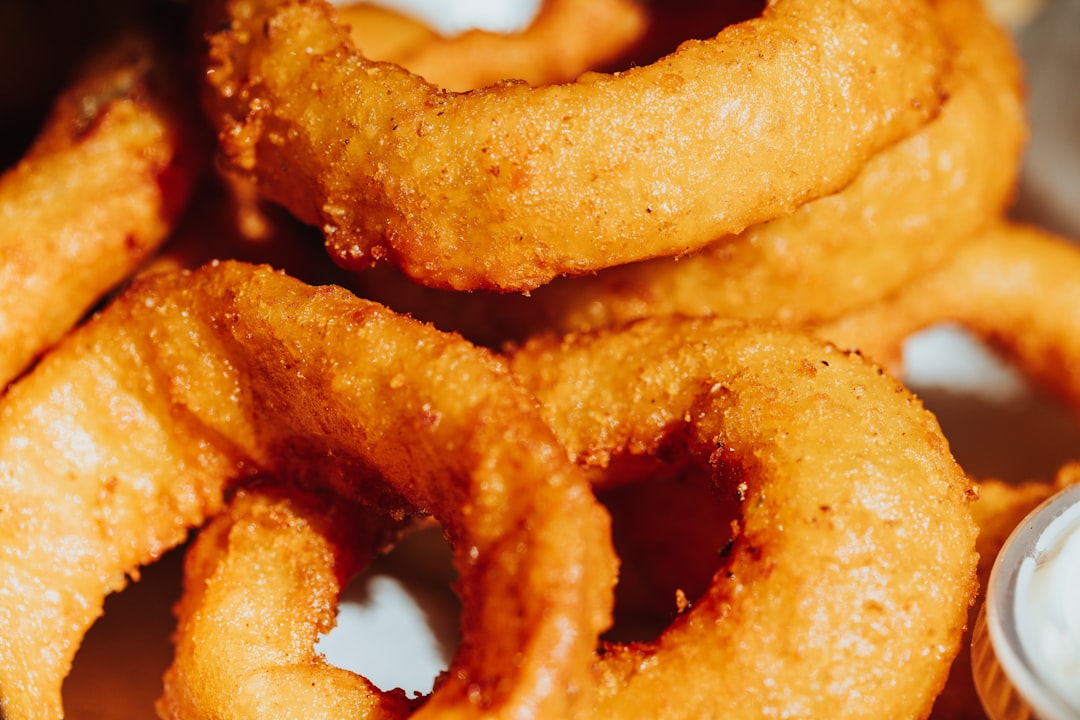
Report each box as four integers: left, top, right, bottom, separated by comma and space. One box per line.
161, 485, 420, 718
499, 0, 1022, 328
805, 224, 1080, 718
350, 0, 1023, 344
506, 317, 979, 719
822, 222, 1080, 403
200, 0, 949, 290
157, 314, 978, 718
0, 261, 614, 719
337, 0, 648, 91
0, 32, 206, 389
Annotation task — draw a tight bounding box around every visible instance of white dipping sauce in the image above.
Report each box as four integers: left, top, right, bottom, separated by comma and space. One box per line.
1015, 501, 1080, 714
976, 482, 1080, 720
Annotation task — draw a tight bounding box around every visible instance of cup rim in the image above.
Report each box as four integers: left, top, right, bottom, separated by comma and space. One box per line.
977, 481, 1080, 720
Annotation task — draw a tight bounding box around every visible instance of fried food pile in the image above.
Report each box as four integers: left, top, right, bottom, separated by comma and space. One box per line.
0, 0, 1076, 718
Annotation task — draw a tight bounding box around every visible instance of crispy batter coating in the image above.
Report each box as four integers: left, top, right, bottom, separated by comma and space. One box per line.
0, 0, 1072, 716
507, 317, 980, 719
199, 0, 949, 290
810, 223, 1080, 717
822, 222, 1080, 403
817, 223, 1080, 715
0, 261, 615, 720
0, 32, 207, 389
144, 313, 981, 719
497, 0, 1023, 327
339, 0, 647, 91
349, 0, 1023, 344
161, 487, 420, 719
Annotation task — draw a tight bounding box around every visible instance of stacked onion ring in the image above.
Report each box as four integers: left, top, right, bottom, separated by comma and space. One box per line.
0, 261, 615, 719
0, 0, 1074, 718
199, 0, 951, 290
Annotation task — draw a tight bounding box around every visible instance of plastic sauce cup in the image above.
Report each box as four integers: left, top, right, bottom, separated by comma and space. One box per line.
973, 481, 1080, 719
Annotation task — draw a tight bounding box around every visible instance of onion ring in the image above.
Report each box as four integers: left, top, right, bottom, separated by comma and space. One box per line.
200, 0, 949, 290
499, 0, 1022, 328
351, 0, 1023, 344
157, 0, 647, 283
821, 222, 1080, 403
160, 314, 978, 718
804, 223, 1080, 718
506, 316, 979, 718
0, 32, 206, 389
816, 223, 1080, 718
337, 0, 648, 91
161, 485, 420, 718
0, 260, 614, 719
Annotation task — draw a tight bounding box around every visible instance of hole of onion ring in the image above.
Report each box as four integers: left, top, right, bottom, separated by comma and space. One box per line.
599, 0, 767, 72
597, 461, 742, 644
318, 523, 461, 695
340, 0, 542, 37
342, 0, 767, 70
63, 544, 187, 719
902, 323, 1080, 484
